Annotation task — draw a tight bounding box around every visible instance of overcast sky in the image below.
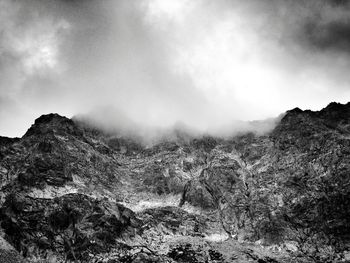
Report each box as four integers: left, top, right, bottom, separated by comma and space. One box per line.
1, 0, 350, 137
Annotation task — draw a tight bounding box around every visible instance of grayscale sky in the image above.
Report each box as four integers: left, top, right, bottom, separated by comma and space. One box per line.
1, 0, 350, 137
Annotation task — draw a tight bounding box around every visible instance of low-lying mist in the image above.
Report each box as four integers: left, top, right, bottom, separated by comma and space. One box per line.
74, 106, 282, 146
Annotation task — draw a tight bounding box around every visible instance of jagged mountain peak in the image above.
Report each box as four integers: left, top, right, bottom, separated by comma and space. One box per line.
275, 101, 350, 133
319, 101, 350, 120
282, 101, 350, 120
322, 101, 350, 111
33, 113, 69, 124
24, 113, 83, 138
285, 107, 303, 114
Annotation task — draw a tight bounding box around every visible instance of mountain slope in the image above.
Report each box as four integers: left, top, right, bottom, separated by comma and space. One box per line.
0, 102, 350, 262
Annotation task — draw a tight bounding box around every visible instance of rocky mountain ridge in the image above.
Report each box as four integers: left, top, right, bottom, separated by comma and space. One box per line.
0, 102, 350, 262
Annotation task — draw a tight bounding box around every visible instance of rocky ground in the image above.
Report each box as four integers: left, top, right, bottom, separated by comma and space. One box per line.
0, 102, 350, 262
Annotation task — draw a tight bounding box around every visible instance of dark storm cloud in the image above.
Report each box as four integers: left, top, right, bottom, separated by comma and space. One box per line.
303, 19, 350, 53
231, 0, 350, 54
327, 0, 350, 7
284, 0, 350, 55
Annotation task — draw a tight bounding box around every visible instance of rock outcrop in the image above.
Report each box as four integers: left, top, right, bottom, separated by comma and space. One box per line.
0, 193, 139, 261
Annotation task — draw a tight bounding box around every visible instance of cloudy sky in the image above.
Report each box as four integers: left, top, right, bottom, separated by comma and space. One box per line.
1, 0, 350, 137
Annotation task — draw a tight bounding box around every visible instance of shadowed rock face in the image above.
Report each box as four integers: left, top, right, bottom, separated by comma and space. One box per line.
0, 102, 349, 262
0, 236, 25, 263
0, 193, 139, 261
0, 137, 20, 147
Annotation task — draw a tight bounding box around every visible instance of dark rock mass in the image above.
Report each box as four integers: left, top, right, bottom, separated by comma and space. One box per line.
0, 102, 350, 262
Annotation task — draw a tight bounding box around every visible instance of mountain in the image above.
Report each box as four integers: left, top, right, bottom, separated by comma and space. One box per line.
0, 103, 350, 262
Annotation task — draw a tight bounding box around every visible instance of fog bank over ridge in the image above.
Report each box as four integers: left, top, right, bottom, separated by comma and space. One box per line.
1, 0, 350, 137
73, 106, 282, 144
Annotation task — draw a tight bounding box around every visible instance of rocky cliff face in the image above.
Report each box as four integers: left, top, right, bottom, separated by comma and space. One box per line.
0, 103, 350, 262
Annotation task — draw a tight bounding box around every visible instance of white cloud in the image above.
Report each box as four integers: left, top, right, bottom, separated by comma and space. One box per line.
0, 0, 350, 137
12, 19, 70, 75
